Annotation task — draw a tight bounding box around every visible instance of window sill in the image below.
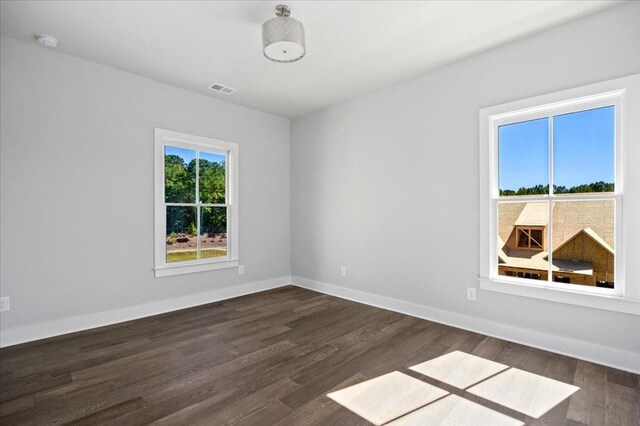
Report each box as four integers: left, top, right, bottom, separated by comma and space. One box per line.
478, 277, 640, 315
154, 259, 239, 277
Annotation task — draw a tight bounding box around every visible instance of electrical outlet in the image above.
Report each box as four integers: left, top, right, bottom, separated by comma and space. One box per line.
467, 287, 477, 301
238, 265, 245, 275
0, 296, 10, 312
340, 266, 347, 277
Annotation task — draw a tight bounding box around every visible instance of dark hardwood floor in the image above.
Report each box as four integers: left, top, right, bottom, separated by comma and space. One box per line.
1, 286, 638, 425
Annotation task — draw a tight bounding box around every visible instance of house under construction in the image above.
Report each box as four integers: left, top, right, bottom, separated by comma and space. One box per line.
498, 201, 614, 287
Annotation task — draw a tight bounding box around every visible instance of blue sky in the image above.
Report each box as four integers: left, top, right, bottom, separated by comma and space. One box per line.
165, 146, 225, 165
499, 106, 614, 191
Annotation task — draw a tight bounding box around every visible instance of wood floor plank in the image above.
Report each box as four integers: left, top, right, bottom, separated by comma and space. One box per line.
234, 400, 293, 426
567, 360, 607, 425
0, 286, 637, 425
66, 397, 145, 426
290, 316, 420, 385
118, 379, 247, 424
0, 371, 72, 403
0, 394, 34, 418
274, 373, 368, 426
607, 366, 640, 390
604, 381, 640, 425
149, 387, 248, 425
235, 344, 339, 394
209, 378, 300, 425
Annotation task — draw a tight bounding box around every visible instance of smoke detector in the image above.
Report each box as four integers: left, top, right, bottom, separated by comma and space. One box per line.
35, 33, 58, 48
208, 83, 236, 95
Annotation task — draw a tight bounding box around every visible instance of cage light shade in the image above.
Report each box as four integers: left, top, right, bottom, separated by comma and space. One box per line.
262, 15, 306, 63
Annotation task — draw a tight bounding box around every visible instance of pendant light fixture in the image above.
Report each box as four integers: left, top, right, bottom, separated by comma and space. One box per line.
262, 5, 306, 63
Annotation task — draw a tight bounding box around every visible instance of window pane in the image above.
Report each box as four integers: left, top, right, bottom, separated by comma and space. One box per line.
164, 146, 196, 203
497, 202, 548, 282
553, 106, 614, 194
530, 230, 543, 248
517, 230, 530, 248
498, 118, 548, 196
199, 151, 226, 204
551, 200, 614, 288
199, 207, 227, 259
166, 206, 197, 263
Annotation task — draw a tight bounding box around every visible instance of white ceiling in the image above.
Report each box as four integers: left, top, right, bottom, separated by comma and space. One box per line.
0, 1, 618, 118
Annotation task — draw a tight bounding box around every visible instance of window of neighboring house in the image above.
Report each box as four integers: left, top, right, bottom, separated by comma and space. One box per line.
154, 129, 239, 277
479, 75, 640, 315
517, 228, 543, 250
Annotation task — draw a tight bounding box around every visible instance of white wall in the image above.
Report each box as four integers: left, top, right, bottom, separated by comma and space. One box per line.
0, 36, 291, 345
291, 3, 640, 369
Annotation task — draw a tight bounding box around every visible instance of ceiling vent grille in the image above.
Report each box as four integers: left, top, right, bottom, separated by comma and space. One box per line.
208, 83, 236, 95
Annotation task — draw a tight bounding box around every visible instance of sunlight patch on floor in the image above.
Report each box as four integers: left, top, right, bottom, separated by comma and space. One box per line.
387, 394, 524, 426
410, 350, 509, 389
327, 371, 448, 425
327, 351, 580, 424
467, 367, 580, 418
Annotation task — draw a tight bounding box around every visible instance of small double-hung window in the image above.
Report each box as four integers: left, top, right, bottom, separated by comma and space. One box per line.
154, 129, 239, 277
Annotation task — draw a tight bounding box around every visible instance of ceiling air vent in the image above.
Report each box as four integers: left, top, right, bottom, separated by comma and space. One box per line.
208, 83, 236, 95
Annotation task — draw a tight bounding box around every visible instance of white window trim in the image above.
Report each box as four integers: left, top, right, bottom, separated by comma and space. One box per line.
154, 128, 239, 277
479, 75, 640, 315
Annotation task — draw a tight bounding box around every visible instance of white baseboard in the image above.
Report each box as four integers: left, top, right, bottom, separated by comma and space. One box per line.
0, 275, 292, 348
292, 276, 640, 374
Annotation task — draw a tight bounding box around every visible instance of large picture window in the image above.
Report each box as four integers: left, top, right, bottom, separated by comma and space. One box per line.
479, 75, 640, 315
154, 129, 239, 277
